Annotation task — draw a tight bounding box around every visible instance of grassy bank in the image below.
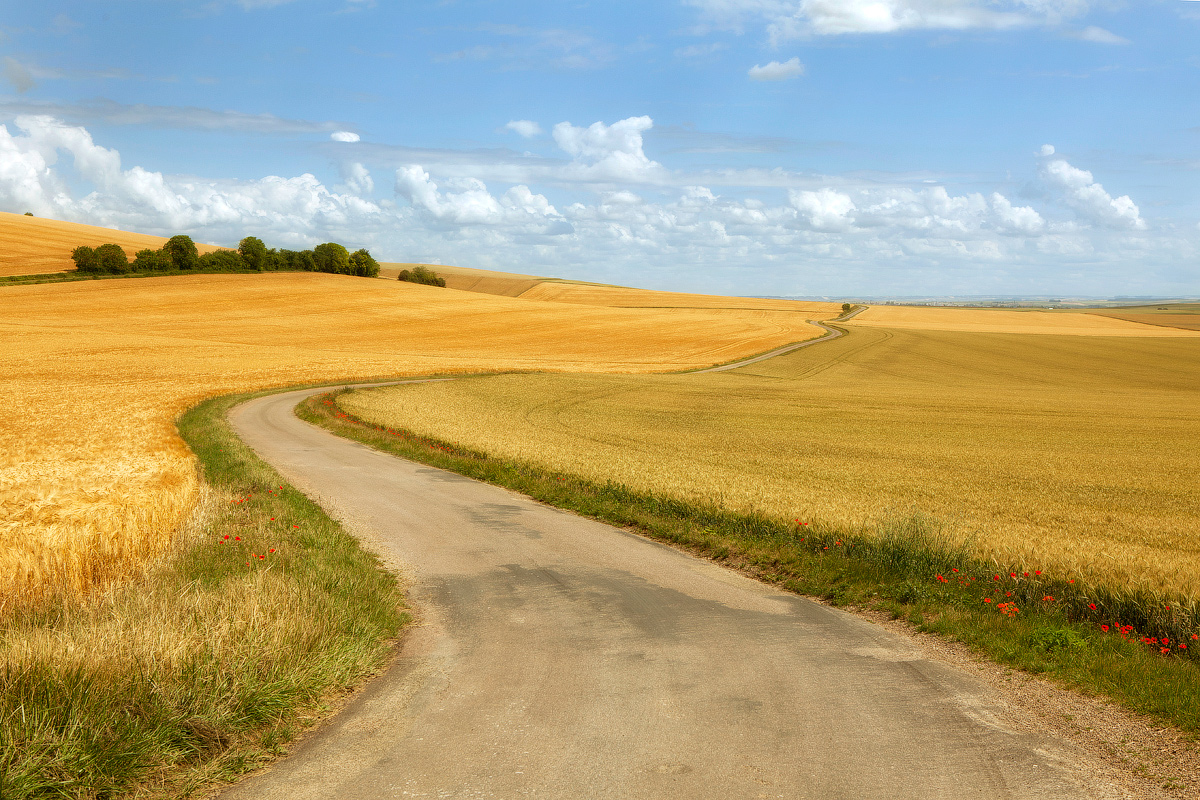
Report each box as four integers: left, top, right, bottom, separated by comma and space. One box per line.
0, 390, 407, 799
302, 389, 1200, 736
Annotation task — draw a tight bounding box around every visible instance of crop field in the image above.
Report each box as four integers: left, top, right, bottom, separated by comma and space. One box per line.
849, 304, 1199, 336
0, 212, 227, 276
517, 279, 841, 313
0, 272, 828, 609
341, 318, 1200, 598
1089, 303, 1200, 332
379, 262, 545, 296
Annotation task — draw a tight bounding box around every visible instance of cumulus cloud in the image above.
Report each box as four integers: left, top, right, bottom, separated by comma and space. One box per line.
748, 57, 805, 81
331, 130, 361, 143
789, 188, 855, 229
552, 116, 666, 182
0, 114, 1178, 296
340, 162, 374, 196
0, 116, 379, 241
395, 165, 564, 229
505, 119, 543, 138
1039, 153, 1145, 230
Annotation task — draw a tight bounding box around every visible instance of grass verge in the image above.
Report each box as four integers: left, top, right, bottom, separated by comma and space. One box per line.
0, 389, 407, 799
301, 388, 1200, 737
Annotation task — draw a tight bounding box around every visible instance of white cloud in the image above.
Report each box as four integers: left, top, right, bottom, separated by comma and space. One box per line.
1069, 25, 1129, 44
331, 131, 361, 143
748, 57, 805, 81
1039, 143, 1056, 156
1040, 156, 1146, 230
789, 188, 855, 229
0, 115, 1186, 296
340, 162, 374, 196
552, 116, 666, 182
505, 120, 543, 138
0, 98, 345, 135
686, 0, 1091, 43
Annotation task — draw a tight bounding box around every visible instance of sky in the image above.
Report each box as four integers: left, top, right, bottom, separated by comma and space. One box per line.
1, 1, 1198, 297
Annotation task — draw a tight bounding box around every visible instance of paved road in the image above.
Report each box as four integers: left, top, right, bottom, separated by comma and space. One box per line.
692, 310, 864, 374
224, 386, 1119, 800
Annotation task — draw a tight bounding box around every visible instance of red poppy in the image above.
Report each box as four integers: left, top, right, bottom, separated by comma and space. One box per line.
1088, 603, 1097, 611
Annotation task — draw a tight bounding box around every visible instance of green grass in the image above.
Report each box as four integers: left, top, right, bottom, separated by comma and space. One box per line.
303, 389, 1200, 737
0, 389, 407, 799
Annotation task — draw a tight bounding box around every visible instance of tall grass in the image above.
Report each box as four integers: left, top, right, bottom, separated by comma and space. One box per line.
304, 391, 1200, 736
0, 391, 406, 799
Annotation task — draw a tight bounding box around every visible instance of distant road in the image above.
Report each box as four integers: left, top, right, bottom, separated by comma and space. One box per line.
222, 385, 1117, 800
694, 304, 865, 374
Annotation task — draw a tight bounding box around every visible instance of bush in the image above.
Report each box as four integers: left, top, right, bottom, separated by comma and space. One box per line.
132, 248, 172, 272
348, 248, 380, 278
197, 250, 247, 272
313, 242, 350, 275
94, 243, 131, 274
238, 237, 268, 271
71, 245, 99, 273
163, 235, 199, 271
398, 266, 446, 287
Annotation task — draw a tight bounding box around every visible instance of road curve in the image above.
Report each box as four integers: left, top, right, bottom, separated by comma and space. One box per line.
223, 387, 1118, 800
692, 320, 846, 374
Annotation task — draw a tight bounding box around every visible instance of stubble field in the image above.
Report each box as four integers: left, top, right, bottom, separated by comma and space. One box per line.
1, 271, 834, 609
341, 314, 1200, 598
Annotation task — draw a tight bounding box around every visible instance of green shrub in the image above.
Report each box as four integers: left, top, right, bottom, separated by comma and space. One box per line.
398, 266, 446, 287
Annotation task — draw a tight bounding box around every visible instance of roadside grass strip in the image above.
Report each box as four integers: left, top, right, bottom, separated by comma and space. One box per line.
0, 391, 407, 799
304, 389, 1200, 737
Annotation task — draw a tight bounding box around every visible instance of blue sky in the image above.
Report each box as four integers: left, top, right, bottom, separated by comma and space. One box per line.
1, 1, 1198, 297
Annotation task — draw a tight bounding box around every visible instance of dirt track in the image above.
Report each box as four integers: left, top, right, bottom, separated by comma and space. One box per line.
220, 385, 1128, 799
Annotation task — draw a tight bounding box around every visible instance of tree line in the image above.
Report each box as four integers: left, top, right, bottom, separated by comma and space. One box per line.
71, 235, 381, 278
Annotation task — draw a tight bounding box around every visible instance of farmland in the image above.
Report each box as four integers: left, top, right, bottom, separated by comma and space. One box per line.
0, 271, 834, 608
341, 313, 1200, 598
0, 212, 227, 277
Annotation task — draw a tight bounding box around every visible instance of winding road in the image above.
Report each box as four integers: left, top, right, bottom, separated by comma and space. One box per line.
221, 380, 1122, 799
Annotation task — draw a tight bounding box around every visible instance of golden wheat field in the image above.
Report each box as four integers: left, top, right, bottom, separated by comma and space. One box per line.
517, 280, 842, 313
379, 262, 546, 297
850, 304, 1200, 336
0, 212, 227, 276
341, 320, 1200, 597
0, 271, 829, 608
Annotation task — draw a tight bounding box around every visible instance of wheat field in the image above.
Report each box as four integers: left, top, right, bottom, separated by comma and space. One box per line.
0, 271, 830, 608
342, 319, 1200, 598
0, 212, 228, 276
850, 304, 1199, 336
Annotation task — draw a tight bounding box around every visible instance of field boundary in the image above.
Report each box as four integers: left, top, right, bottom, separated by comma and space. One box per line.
0, 381, 413, 800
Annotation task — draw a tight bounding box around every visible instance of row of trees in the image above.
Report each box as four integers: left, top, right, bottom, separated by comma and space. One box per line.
71, 236, 381, 278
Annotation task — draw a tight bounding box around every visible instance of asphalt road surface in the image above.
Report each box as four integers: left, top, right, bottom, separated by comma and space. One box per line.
223, 385, 1120, 800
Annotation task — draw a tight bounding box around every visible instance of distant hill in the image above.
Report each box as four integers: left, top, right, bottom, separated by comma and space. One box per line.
0, 212, 228, 277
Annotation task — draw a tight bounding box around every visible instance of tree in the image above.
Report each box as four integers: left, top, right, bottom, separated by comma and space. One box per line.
163, 235, 199, 270
71, 245, 99, 273
313, 242, 351, 274
348, 248, 380, 278
238, 236, 267, 271
198, 250, 246, 272
94, 243, 131, 274
841, 302, 853, 314
23, 211, 32, 216
398, 266, 446, 287
132, 248, 171, 272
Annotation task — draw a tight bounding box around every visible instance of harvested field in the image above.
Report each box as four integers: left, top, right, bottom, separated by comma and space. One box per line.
0, 272, 826, 608
379, 262, 544, 297
852, 304, 1199, 336
342, 325, 1200, 598
517, 280, 842, 314
0, 212, 227, 276
1088, 305, 1200, 333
